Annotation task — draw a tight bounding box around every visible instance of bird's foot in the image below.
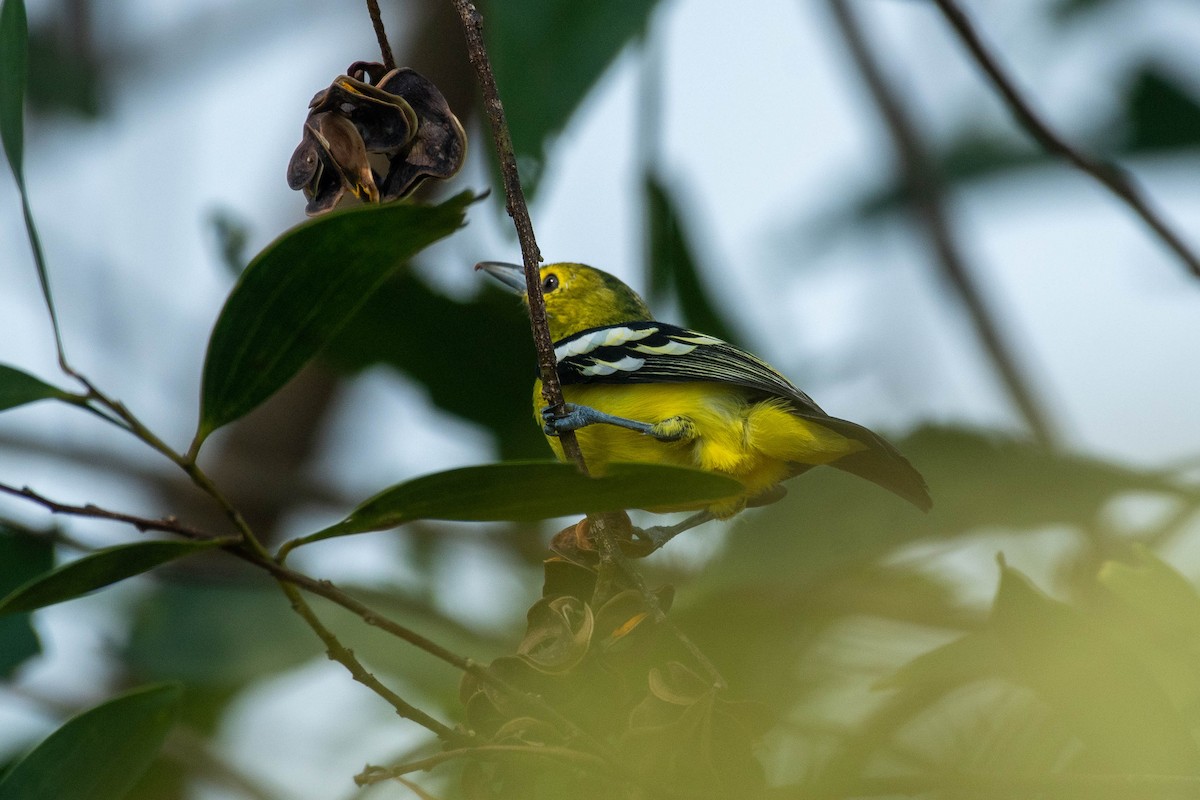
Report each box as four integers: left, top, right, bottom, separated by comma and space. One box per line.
540, 404, 656, 437
634, 510, 717, 552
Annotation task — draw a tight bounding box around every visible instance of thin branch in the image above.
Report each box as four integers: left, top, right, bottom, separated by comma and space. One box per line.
355, 744, 614, 786
449, 1, 588, 471
246, 554, 617, 756
364, 0, 396, 71
0, 481, 216, 541
0, 481, 621, 765
931, 0, 1200, 279
827, 0, 1058, 448
277, 579, 465, 745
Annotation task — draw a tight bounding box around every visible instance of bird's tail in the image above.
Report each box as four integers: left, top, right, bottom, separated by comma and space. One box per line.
807, 416, 932, 512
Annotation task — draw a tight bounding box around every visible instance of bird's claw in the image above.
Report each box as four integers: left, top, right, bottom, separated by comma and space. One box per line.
541, 403, 589, 436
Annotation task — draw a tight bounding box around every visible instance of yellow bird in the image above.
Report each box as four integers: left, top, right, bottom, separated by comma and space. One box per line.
479, 262, 930, 543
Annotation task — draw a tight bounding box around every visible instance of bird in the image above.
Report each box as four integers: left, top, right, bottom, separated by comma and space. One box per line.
478, 261, 930, 547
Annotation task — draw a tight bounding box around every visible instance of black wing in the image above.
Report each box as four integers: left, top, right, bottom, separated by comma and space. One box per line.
553, 321, 826, 416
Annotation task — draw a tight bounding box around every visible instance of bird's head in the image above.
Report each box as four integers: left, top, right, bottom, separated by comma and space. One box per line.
476, 261, 653, 341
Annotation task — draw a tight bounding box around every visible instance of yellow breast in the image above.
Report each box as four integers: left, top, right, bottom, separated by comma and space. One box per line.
533, 380, 865, 516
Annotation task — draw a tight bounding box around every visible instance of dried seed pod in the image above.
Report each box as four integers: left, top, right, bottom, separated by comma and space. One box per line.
377, 68, 468, 199
287, 63, 467, 215
287, 112, 378, 215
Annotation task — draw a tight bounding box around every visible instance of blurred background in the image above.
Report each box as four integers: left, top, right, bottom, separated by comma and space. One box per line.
2, 0, 1200, 797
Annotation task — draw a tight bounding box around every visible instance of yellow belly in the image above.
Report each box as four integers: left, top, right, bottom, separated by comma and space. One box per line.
534, 381, 865, 516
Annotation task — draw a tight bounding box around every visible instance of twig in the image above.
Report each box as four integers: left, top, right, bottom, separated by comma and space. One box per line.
449, 1, 588, 471
826, 0, 1058, 448
0, 481, 216, 541
277, 579, 465, 745
245, 554, 619, 757
364, 0, 396, 71
390, 776, 445, 800
355, 744, 614, 786
931, 0, 1200, 279
0, 481, 618, 764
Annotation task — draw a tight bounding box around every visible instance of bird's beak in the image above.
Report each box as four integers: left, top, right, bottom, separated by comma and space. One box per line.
475, 261, 527, 295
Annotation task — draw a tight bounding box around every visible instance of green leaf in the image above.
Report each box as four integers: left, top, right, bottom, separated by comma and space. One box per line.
1099, 548, 1200, 640
0, 0, 27, 184
889, 563, 1200, 775
0, 363, 72, 412
308, 461, 744, 543
1122, 68, 1200, 153
126, 582, 315, 687
195, 191, 477, 445
326, 274, 543, 460
0, 539, 225, 614
0, 683, 181, 800
0, 525, 52, 677
487, 0, 659, 192
644, 174, 742, 345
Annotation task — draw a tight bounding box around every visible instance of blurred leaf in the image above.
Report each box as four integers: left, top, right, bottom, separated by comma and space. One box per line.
195, 191, 478, 445
327, 275, 542, 459
702, 426, 1166, 595
890, 563, 1200, 774
852, 133, 1044, 222
1053, 0, 1121, 22
0, 538, 225, 614
126, 581, 315, 687
486, 0, 659, 192
207, 208, 250, 276
1121, 68, 1200, 153
675, 425, 1178, 719
1099, 548, 1200, 640
310, 461, 744, 542
1096, 549, 1200, 711
26, 23, 102, 118
0, 0, 26, 182
0, 683, 181, 800
0, 525, 52, 677
644, 174, 741, 344
0, 364, 72, 412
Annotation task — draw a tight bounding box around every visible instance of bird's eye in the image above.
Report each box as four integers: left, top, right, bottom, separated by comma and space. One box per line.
542, 273, 559, 293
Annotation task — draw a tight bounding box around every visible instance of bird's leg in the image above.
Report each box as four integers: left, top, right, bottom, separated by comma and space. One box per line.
542, 404, 696, 443
635, 511, 717, 552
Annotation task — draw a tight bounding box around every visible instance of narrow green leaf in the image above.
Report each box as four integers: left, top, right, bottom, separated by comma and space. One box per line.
308, 461, 744, 543
0, 526, 52, 677
195, 191, 478, 445
0, 538, 226, 614
0, 0, 27, 183
0, 683, 181, 800
0, 363, 72, 412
